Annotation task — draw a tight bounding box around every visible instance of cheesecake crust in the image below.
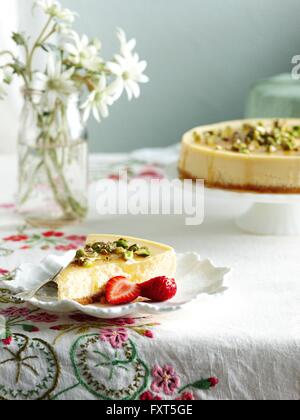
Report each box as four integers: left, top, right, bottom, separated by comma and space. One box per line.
178, 168, 300, 194
76, 289, 105, 306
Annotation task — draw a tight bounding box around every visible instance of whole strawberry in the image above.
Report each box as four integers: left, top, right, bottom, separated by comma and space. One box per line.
140, 276, 177, 302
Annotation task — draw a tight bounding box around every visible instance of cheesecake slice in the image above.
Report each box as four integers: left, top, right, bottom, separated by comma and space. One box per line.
56, 234, 176, 305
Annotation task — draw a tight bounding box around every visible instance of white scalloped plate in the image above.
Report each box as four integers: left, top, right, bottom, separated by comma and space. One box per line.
7, 252, 230, 319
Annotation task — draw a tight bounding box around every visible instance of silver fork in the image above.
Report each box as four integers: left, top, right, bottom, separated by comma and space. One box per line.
16, 267, 63, 300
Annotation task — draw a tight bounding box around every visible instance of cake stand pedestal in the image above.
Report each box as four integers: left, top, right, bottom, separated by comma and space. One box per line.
165, 163, 300, 236
206, 189, 300, 236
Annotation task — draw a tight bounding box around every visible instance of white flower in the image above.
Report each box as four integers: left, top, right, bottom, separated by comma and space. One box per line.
62, 32, 102, 72
55, 22, 73, 35
31, 53, 75, 108
117, 28, 136, 57
35, 0, 77, 23
107, 29, 149, 101
81, 76, 115, 122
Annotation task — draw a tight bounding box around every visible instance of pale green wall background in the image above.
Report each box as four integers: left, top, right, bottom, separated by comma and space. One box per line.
61, 0, 300, 153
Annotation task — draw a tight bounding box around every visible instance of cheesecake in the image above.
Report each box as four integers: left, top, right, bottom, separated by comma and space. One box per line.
56, 234, 176, 305
179, 119, 300, 193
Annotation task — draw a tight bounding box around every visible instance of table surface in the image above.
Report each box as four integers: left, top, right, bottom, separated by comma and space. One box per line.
0, 153, 299, 401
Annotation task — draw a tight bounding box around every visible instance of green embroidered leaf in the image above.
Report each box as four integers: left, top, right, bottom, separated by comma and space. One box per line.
144, 323, 160, 327
76, 327, 90, 334
132, 328, 146, 336
21, 324, 38, 333
191, 379, 211, 390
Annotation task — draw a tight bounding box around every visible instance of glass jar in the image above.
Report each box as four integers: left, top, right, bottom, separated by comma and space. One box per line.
17, 90, 88, 227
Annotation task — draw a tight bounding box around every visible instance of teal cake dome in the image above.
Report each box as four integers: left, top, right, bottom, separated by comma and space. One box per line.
246, 73, 300, 118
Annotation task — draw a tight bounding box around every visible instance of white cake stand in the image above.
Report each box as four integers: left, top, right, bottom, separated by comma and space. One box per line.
165, 163, 300, 236
205, 188, 300, 236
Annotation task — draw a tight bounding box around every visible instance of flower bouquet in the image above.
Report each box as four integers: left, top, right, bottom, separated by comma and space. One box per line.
0, 0, 148, 227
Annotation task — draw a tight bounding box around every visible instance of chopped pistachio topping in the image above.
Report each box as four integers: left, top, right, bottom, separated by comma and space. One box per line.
193, 121, 300, 154
73, 238, 151, 266
135, 247, 151, 257
115, 238, 129, 249
124, 250, 134, 261
193, 131, 202, 143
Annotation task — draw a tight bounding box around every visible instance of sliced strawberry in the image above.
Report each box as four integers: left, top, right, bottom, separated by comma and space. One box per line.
140, 276, 177, 302
105, 276, 141, 305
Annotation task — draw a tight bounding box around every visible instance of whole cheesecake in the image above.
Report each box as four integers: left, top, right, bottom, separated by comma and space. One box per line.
179, 119, 300, 193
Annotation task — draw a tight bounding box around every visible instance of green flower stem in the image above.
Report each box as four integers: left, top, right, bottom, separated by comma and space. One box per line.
44, 158, 74, 218
19, 92, 87, 222
19, 159, 44, 205
48, 148, 87, 218
19, 138, 86, 222
39, 26, 57, 46
50, 382, 80, 400
178, 384, 191, 393
27, 16, 53, 79
53, 326, 81, 345
0, 50, 15, 59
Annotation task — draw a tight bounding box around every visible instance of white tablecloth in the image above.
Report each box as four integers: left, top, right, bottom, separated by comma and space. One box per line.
0, 153, 299, 400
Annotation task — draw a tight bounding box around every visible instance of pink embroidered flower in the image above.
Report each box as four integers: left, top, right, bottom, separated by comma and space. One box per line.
0, 269, 9, 276
55, 244, 78, 252
50, 325, 64, 331
140, 391, 162, 400
176, 392, 195, 400
144, 330, 154, 338
110, 317, 135, 326
43, 231, 64, 238
151, 365, 180, 396
65, 235, 86, 243
69, 313, 98, 323
2, 336, 12, 346
26, 312, 59, 323
4, 235, 28, 242
137, 168, 164, 180
99, 328, 129, 349
108, 174, 121, 181
20, 245, 31, 250
0, 203, 15, 210
208, 377, 219, 387
0, 307, 30, 317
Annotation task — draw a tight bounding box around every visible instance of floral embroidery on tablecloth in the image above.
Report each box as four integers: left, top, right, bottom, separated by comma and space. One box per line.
0, 334, 60, 400
1, 229, 86, 252
0, 307, 61, 343
0, 187, 220, 400
0, 203, 16, 210
0, 289, 23, 306
90, 158, 166, 183
49, 317, 219, 401
0, 269, 16, 282
50, 315, 157, 345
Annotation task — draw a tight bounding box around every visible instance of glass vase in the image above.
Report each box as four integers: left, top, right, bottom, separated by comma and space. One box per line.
17, 90, 88, 228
